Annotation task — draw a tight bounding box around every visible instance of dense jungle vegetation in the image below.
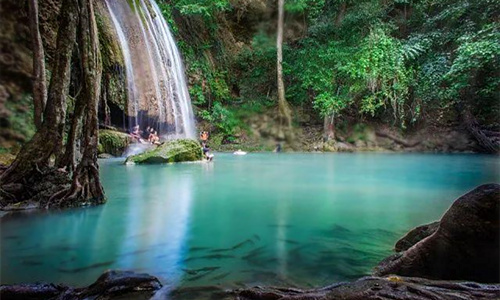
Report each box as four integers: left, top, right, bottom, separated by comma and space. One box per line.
160, 0, 499, 148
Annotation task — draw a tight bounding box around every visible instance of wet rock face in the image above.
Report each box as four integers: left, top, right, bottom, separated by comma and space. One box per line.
375, 183, 500, 283
0, 270, 162, 300
125, 139, 203, 164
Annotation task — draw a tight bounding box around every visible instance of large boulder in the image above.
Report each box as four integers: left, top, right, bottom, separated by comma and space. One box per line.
375, 184, 500, 283
98, 130, 132, 157
125, 139, 202, 164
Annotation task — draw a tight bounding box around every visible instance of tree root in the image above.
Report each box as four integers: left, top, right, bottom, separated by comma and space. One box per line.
46, 162, 104, 208
376, 130, 421, 148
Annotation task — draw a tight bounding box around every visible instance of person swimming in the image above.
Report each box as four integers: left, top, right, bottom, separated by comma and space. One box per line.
233, 149, 247, 155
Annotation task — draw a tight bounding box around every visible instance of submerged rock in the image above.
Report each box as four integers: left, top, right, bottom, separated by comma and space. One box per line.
98, 130, 133, 157
375, 183, 500, 283
125, 139, 202, 164
98, 153, 115, 159
394, 221, 439, 252
0, 270, 162, 300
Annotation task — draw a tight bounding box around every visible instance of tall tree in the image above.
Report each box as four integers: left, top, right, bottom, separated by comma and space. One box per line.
28, 0, 47, 130
276, 0, 293, 140
50, 0, 105, 204
0, 0, 105, 208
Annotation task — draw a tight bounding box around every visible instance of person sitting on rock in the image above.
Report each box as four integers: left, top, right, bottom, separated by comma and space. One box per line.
152, 131, 161, 145
148, 129, 155, 144
144, 126, 151, 139
130, 125, 141, 140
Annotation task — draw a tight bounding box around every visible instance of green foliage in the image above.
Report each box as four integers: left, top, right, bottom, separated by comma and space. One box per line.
198, 102, 239, 136
351, 27, 412, 124
444, 24, 500, 99
174, 0, 229, 18
162, 0, 499, 136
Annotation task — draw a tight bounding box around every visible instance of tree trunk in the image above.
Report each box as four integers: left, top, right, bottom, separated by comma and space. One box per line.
323, 113, 335, 142
277, 0, 293, 141
335, 2, 347, 27
58, 94, 86, 172
28, 0, 47, 130
1, 0, 79, 185
49, 0, 105, 206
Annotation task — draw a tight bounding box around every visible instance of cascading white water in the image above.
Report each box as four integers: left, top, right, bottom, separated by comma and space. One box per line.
105, 0, 196, 139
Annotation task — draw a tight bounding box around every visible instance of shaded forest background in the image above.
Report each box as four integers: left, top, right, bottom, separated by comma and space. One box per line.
1, 0, 499, 154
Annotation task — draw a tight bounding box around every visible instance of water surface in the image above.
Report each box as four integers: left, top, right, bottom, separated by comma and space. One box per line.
1, 153, 499, 291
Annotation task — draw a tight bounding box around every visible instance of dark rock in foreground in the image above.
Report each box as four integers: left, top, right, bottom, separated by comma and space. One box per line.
2, 272, 499, 300
233, 276, 500, 300
375, 183, 500, 283
0, 270, 161, 300
125, 139, 202, 164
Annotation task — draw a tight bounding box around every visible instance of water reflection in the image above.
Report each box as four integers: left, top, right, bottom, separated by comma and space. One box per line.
1, 160, 195, 286
117, 164, 194, 284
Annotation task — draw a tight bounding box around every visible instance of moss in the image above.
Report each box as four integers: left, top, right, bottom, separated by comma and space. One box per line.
346, 123, 369, 143
125, 139, 203, 164
1, 94, 36, 146
0, 152, 15, 166
98, 130, 132, 156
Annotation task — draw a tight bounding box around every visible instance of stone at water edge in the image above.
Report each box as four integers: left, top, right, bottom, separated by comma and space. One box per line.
375, 183, 500, 283
98, 129, 133, 157
125, 139, 203, 164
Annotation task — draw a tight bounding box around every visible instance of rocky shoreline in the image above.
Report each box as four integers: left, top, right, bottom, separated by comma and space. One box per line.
1, 184, 499, 299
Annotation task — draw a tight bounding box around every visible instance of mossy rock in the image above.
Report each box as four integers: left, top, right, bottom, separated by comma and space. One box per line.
98, 130, 132, 156
125, 139, 202, 164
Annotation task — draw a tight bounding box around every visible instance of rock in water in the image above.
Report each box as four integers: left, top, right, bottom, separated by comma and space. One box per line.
375, 183, 500, 282
125, 139, 202, 164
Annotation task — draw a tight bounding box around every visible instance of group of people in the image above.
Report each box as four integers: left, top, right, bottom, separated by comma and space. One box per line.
130, 125, 161, 145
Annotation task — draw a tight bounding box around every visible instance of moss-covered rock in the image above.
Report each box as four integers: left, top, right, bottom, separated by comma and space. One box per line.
125, 139, 202, 164
98, 130, 132, 156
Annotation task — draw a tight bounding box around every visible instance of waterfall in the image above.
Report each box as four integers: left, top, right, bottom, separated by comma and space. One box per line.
105, 0, 196, 139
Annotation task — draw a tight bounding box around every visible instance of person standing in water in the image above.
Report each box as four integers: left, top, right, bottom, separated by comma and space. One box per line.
200, 131, 209, 144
